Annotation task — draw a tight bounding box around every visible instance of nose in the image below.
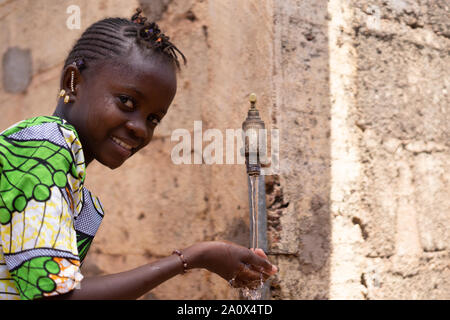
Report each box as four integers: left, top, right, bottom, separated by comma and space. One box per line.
125, 118, 150, 141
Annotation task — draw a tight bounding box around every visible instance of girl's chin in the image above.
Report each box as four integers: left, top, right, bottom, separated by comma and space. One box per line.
96, 143, 134, 169
97, 154, 126, 170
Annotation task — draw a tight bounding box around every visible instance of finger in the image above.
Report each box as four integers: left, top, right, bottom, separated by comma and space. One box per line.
253, 249, 278, 275
245, 250, 276, 275
233, 265, 264, 289
239, 263, 264, 282
254, 248, 268, 259
249, 264, 277, 276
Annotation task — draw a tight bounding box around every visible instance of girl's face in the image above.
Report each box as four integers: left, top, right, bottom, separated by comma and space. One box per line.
69, 49, 177, 169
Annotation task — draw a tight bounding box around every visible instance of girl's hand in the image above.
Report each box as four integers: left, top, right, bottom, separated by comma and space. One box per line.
183, 241, 277, 289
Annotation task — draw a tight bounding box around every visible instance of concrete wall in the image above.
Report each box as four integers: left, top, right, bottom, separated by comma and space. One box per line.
0, 0, 448, 299
327, 0, 449, 299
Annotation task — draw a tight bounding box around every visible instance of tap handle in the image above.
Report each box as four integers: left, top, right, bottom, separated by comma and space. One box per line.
249, 93, 257, 109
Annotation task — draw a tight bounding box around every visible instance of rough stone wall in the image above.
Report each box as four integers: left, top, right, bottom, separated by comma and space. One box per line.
267, 0, 332, 299
326, 0, 449, 299
0, 0, 448, 300
328, 0, 449, 299
265, 0, 448, 300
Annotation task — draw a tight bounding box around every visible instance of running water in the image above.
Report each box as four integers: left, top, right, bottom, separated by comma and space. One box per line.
240, 175, 264, 300
249, 175, 258, 250
241, 273, 264, 300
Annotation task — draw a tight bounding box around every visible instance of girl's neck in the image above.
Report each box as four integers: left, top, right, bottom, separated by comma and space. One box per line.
52, 103, 67, 120
52, 103, 94, 168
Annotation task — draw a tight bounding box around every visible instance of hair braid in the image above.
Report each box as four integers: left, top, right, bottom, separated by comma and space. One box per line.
128, 8, 186, 68
63, 8, 186, 72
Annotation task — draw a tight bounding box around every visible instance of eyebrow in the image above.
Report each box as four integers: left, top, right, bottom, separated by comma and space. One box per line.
121, 86, 145, 100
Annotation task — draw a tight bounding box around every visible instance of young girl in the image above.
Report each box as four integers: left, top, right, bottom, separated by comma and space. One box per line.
0, 9, 277, 300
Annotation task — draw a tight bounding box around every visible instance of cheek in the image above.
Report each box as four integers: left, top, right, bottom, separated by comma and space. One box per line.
87, 95, 123, 137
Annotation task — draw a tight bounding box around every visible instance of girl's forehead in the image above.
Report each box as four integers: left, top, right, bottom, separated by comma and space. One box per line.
83, 53, 177, 109
100, 53, 174, 81
87, 52, 177, 93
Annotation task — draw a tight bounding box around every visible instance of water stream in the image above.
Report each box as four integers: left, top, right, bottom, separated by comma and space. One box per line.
240, 174, 264, 300
249, 175, 258, 250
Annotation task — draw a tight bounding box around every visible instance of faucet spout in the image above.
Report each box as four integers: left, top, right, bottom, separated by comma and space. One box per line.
242, 93, 265, 176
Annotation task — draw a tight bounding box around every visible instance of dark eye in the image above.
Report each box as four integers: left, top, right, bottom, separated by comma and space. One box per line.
148, 114, 161, 126
118, 95, 135, 110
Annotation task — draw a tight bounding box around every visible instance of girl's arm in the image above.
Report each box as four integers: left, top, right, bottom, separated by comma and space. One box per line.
42, 241, 276, 300
45, 253, 186, 300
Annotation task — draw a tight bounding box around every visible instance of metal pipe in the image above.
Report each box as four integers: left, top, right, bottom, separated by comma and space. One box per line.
242, 93, 270, 299
247, 175, 268, 252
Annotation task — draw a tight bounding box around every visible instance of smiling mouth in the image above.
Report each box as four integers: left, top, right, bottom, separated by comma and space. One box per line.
111, 136, 136, 155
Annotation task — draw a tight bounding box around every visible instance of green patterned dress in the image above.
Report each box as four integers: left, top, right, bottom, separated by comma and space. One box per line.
0, 116, 104, 300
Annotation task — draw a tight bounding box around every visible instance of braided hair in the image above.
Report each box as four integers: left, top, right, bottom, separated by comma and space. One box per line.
63, 8, 186, 72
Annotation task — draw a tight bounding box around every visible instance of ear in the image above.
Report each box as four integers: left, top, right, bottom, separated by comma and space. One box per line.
59, 64, 82, 103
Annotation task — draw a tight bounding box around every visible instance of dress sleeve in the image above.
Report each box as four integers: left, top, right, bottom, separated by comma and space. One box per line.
0, 122, 86, 300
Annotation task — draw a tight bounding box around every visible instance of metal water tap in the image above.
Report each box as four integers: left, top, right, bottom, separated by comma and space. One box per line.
242, 93, 265, 176
241, 93, 270, 299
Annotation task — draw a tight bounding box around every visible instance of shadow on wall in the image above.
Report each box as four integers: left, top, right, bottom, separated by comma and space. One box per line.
260, 1, 332, 300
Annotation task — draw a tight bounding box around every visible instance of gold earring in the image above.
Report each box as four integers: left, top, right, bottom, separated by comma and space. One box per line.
59, 89, 66, 97
64, 95, 70, 104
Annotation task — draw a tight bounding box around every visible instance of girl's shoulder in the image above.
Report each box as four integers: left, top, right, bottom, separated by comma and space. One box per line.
1, 115, 77, 138
0, 115, 86, 183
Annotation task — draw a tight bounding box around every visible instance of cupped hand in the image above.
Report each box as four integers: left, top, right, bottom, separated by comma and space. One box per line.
183, 241, 277, 289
